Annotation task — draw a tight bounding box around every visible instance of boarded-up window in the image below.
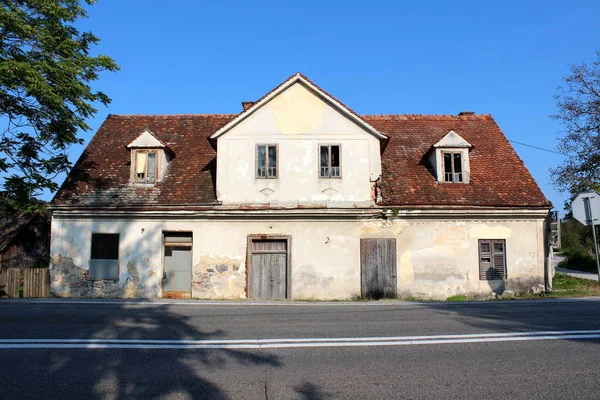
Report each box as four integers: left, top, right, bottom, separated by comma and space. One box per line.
443, 152, 463, 183
90, 233, 119, 280
479, 239, 506, 280
319, 145, 341, 178
256, 144, 278, 178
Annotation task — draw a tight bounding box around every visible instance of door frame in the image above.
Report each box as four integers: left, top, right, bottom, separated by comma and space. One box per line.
246, 235, 292, 299
162, 231, 193, 299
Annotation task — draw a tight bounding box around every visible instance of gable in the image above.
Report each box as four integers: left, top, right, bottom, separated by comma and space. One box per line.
127, 128, 166, 148
211, 73, 386, 140
433, 130, 472, 148
222, 82, 381, 139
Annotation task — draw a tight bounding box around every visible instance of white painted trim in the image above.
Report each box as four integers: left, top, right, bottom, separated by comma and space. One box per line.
210, 73, 387, 140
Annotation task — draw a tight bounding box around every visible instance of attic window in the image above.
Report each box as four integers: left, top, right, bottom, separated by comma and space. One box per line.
432, 130, 471, 184
134, 150, 157, 183
443, 152, 463, 183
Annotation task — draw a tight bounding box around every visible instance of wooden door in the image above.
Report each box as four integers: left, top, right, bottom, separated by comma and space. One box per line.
360, 238, 397, 299
249, 239, 288, 299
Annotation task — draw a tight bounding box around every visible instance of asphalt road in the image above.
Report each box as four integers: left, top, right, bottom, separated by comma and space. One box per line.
1, 299, 600, 399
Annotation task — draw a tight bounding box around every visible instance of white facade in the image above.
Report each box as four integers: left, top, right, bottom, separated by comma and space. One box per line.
215, 82, 382, 204
50, 209, 547, 300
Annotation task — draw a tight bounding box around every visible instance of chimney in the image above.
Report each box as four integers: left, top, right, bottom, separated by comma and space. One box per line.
242, 101, 255, 111
458, 111, 475, 116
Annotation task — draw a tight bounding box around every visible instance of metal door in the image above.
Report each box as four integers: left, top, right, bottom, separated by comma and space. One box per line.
360, 238, 397, 299
163, 233, 192, 295
249, 239, 288, 299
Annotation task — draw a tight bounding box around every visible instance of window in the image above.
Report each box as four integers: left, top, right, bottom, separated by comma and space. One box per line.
135, 150, 157, 183
443, 152, 463, 183
479, 239, 506, 280
90, 233, 119, 280
256, 144, 277, 178
319, 145, 341, 178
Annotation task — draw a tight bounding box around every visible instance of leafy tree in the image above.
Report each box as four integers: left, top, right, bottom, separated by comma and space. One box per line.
551, 50, 600, 202
0, 0, 118, 211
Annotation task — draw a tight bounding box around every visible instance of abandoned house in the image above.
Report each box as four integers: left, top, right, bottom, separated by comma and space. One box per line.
49, 73, 551, 300
1, 211, 50, 269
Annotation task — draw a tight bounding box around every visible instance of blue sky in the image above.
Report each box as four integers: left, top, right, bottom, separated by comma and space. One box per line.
69, 0, 600, 212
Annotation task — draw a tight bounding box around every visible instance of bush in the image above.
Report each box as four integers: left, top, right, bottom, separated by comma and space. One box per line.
558, 253, 598, 273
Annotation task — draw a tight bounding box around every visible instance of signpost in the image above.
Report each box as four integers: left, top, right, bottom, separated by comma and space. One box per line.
572, 192, 600, 284
549, 210, 561, 249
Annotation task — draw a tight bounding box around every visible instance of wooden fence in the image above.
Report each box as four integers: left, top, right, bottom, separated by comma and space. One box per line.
0, 268, 49, 298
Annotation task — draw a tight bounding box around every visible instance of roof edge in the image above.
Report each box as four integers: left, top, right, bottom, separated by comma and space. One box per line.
210, 73, 387, 140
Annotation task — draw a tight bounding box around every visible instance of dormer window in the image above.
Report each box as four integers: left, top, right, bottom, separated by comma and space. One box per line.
431, 130, 471, 184
135, 150, 157, 183
127, 128, 171, 185
443, 152, 463, 183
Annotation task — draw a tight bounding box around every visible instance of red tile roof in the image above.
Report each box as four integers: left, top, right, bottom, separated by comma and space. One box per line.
53, 114, 235, 207
53, 112, 549, 209
363, 114, 550, 208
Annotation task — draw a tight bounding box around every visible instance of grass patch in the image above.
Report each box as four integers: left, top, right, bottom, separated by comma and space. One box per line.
446, 294, 469, 302
558, 253, 598, 273
499, 273, 600, 300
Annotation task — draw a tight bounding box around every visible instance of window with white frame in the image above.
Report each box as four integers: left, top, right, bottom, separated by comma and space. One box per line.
256, 144, 278, 178
134, 150, 157, 183
443, 151, 463, 183
319, 144, 341, 178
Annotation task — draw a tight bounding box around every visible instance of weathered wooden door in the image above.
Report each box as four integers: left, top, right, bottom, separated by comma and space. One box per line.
163, 233, 192, 295
360, 238, 397, 299
249, 239, 289, 299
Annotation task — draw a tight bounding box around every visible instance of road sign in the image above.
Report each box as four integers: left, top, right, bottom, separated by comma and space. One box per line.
572, 192, 600, 226
572, 191, 600, 284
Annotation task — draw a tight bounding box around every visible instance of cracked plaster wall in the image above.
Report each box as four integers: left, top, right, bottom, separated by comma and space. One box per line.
50, 216, 545, 300
359, 218, 545, 299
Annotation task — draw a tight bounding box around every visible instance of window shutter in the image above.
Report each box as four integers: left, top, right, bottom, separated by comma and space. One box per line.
493, 241, 506, 279
479, 240, 493, 280
479, 239, 506, 280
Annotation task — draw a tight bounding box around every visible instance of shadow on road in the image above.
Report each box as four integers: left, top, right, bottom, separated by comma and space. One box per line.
0, 304, 286, 399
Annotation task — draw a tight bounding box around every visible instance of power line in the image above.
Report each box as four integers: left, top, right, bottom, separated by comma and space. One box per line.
508, 140, 570, 156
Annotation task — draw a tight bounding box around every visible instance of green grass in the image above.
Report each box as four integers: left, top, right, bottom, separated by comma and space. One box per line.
497, 273, 600, 300
446, 294, 469, 302
557, 253, 598, 273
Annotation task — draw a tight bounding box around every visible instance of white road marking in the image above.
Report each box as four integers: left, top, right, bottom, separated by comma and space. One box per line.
1, 330, 599, 349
